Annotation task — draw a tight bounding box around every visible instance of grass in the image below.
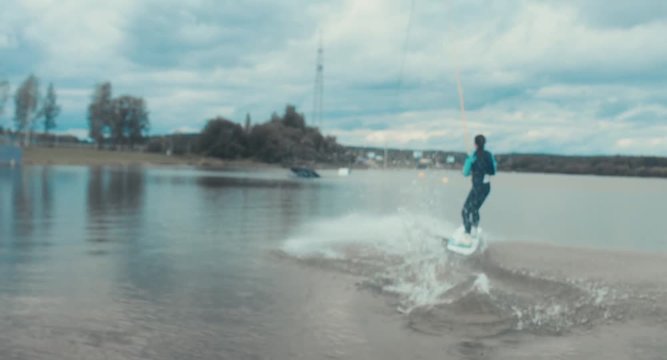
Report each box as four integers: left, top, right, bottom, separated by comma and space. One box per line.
22, 146, 274, 170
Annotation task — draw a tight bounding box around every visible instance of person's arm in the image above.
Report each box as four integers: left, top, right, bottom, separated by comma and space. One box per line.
463, 152, 476, 177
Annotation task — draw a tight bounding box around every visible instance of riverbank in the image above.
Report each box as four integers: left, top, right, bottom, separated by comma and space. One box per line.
22, 147, 279, 170
18, 146, 667, 179
497, 154, 667, 179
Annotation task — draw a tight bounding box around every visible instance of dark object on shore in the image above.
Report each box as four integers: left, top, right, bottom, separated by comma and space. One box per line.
0, 143, 22, 166
290, 167, 320, 178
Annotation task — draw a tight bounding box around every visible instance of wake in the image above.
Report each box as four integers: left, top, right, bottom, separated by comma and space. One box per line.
279, 211, 627, 337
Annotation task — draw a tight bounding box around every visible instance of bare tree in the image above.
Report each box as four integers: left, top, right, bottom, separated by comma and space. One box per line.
87, 82, 112, 148
0, 80, 9, 128
244, 113, 252, 133
41, 83, 61, 134
14, 74, 41, 146
124, 96, 149, 148
110, 95, 149, 149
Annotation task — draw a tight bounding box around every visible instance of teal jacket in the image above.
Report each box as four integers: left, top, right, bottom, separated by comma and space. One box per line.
463, 150, 497, 185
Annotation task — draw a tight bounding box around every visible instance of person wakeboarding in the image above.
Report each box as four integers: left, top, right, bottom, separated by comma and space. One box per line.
459, 134, 497, 246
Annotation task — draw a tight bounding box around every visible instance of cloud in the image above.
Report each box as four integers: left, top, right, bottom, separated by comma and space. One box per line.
15, 0, 136, 77
570, 0, 667, 29
1, 0, 667, 155
615, 136, 667, 155
0, 33, 15, 49
617, 104, 667, 124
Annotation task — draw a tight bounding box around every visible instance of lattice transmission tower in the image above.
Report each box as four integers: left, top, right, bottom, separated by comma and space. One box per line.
312, 32, 324, 128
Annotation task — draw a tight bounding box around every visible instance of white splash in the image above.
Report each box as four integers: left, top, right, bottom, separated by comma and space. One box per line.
473, 273, 491, 294
281, 211, 468, 308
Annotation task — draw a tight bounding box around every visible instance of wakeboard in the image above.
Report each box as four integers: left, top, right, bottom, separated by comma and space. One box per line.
441, 227, 483, 256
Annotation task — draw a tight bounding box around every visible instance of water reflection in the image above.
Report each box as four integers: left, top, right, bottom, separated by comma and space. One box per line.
40, 167, 54, 230
85, 167, 146, 243
83, 167, 179, 301
0, 167, 56, 297
2, 167, 55, 244
196, 175, 327, 242
12, 167, 33, 240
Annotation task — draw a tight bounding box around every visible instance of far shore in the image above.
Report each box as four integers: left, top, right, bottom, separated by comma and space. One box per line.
22, 147, 281, 170
17, 146, 667, 178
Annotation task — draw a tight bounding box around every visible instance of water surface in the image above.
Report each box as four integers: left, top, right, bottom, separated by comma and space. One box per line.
0, 166, 666, 359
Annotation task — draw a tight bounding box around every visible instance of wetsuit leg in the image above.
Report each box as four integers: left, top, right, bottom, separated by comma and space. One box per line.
461, 184, 491, 233
471, 183, 491, 229
462, 189, 476, 234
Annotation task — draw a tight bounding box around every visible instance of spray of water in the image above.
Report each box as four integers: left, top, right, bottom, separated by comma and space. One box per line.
281, 211, 624, 336
282, 211, 470, 311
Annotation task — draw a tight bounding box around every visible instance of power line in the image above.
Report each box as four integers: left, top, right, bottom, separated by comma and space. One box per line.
396, 0, 416, 102
312, 31, 324, 128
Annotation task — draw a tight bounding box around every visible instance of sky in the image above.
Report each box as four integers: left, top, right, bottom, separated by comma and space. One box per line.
1, 0, 666, 155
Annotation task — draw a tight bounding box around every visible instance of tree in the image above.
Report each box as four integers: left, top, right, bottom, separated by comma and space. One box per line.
282, 104, 306, 129
87, 83, 149, 149
41, 83, 61, 134
244, 113, 252, 133
108, 97, 126, 147
195, 104, 346, 164
244, 104, 344, 163
199, 117, 247, 159
87, 82, 112, 147
247, 121, 287, 162
124, 96, 149, 148
0, 80, 9, 127
14, 74, 41, 146
109, 95, 150, 149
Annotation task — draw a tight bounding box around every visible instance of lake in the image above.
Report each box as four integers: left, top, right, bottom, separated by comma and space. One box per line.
1, 165, 666, 359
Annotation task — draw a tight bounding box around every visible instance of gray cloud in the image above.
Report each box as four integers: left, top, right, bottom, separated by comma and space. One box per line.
1, 0, 666, 155
572, 0, 667, 29
124, 0, 319, 69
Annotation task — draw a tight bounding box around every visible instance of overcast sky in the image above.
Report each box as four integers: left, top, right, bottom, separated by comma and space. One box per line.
1, 0, 666, 155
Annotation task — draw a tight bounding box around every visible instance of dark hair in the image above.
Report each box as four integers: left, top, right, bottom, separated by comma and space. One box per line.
474, 134, 486, 150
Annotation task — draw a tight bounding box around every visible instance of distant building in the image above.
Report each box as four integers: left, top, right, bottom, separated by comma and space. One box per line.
417, 158, 432, 169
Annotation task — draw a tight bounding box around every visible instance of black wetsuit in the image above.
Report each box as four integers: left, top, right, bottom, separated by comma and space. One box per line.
462, 149, 496, 234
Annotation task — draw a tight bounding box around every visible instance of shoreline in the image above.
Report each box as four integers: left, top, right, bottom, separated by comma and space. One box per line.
20, 146, 360, 171
21, 147, 280, 170
16, 146, 667, 179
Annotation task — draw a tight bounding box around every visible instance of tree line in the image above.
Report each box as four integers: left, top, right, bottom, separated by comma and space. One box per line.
3, 74, 340, 164
0, 74, 61, 145
87, 82, 150, 149
148, 104, 350, 164
0, 76, 150, 149
496, 154, 667, 178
